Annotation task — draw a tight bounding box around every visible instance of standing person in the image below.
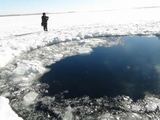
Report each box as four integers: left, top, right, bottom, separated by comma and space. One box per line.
41, 13, 49, 31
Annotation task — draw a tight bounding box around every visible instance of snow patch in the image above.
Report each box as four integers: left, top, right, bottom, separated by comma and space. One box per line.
77, 47, 92, 54
53, 54, 64, 61
0, 96, 23, 120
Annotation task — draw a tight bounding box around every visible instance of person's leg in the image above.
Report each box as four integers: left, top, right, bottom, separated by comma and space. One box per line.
43, 26, 45, 31
44, 24, 47, 31
44, 24, 48, 31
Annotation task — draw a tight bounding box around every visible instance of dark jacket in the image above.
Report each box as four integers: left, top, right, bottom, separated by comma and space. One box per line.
41, 16, 49, 26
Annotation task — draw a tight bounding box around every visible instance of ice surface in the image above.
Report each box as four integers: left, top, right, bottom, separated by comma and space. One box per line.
1, 8, 160, 119
10, 60, 47, 87
0, 96, 23, 120
0, 9, 160, 68
23, 91, 38, 106
63, 106, 73, 120
144, 96, 160, 112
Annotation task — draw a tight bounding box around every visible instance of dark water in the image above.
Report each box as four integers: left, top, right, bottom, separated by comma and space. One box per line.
40, 36, 160, 100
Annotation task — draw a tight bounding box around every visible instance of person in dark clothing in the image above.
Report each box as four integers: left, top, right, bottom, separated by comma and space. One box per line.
41, 13, 49, 31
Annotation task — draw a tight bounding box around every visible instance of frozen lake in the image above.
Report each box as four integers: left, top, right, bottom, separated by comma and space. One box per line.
0, 1, 160, 119
1, 9, 160, 119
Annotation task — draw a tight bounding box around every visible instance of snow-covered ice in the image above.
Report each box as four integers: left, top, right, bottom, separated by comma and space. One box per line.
0, 8, 160, 68
1, 8, 160, 120
0, 96, 23, 120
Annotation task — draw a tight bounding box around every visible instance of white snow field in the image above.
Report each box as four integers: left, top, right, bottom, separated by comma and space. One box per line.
0, 7, 160, 120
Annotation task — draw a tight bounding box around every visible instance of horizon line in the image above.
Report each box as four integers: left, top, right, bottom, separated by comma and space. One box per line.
1, 5, 160, 17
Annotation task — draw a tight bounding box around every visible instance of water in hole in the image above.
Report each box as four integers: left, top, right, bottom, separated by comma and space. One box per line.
40, 36, 160, 101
